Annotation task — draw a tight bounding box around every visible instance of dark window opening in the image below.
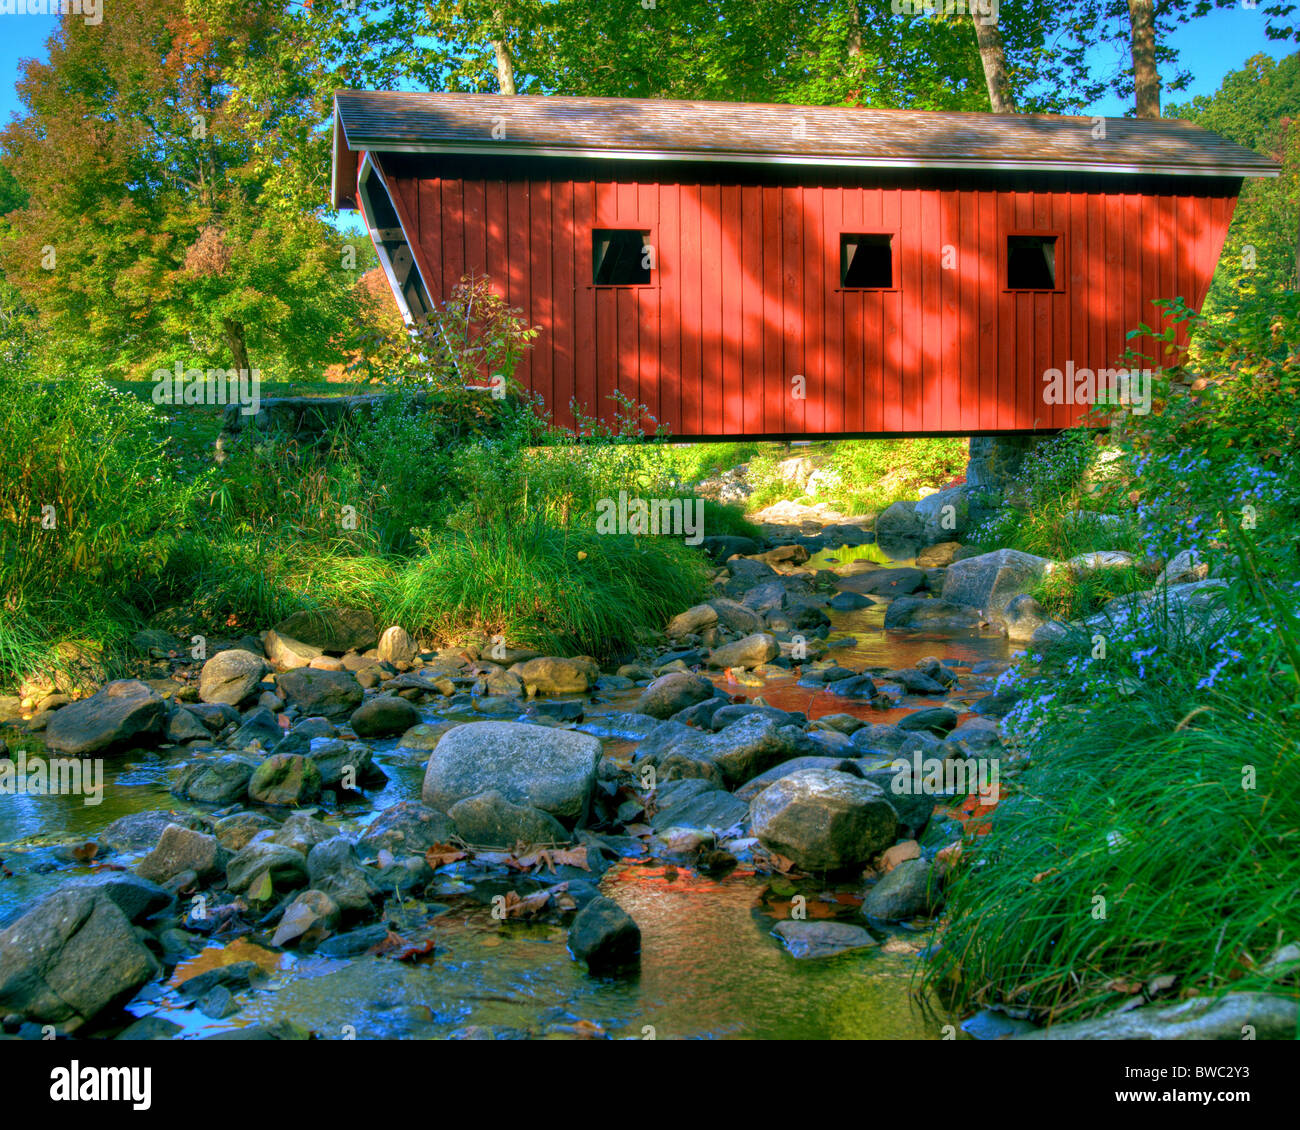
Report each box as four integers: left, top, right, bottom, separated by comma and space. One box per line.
1007, 235, 1058, 290
841, 233, 893, 288
593, 229, 652, 285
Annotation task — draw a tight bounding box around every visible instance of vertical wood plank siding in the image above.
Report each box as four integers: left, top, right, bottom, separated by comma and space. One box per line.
379, 158, 1236, 437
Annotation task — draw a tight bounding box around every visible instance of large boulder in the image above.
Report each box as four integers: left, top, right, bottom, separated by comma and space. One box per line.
750, 768, 898, 872
273, 608, 377, 654
274, 668, 363, 720
43, 680, 167, 756
1014, 992, 1298, 1042
914, 485, 978, 545
263, 630, 321, 671
199, 650, 268, 706
875, 500, 922, 542
632, 672, 716, 720
941, 549, 1052, 617
0, 887, 160, 1031
648, 778, 749, 832
421, 721, 601, 826
359, 801, 455, 856
376, 625, 418, 664
707, 632, 779, 670
883, 597, 982, 631
508, 656, 597, 695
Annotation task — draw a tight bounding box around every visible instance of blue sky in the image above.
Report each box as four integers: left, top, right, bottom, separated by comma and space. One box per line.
0, 8, 1286, 129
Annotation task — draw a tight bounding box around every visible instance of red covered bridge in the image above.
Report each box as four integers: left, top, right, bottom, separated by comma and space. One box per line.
332, 92, 1275, 440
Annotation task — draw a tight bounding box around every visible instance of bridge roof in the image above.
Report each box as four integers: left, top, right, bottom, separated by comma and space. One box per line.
333, 91, 1279, 188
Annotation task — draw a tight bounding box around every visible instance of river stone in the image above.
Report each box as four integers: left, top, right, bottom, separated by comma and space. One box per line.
1014, 992, 1299, 1041
264, 629, 322, 671
665, 603, 719, 640
165, 707, 210, 744
273, 608, 377, 654
274, 668, 363, 719
396, 721, 457, 750
848, 567, 927, 597
875, 500, 922, 541
350, 695, 421, 737
271, 889, 340, 948
508, 656, 597, 695
707, 632, 779, 669
567, 896, 640, 970
633, 672, 716, 720
772, 920, 877, 959
199, 650, 268, 706
648, 779, 749, 832
421, 722, 601, 826
377, 625, 418, 665
883, 596, 983, 630
226, 706, 283, 751
359, 801, 456, 856
226, 841, 309, 894
62, 872, 172, 924
898, 707, 959, 735
941, 548, 1052, 616
862, 856, 944, 921
448, 789, 569, 848
43, 680, 168, 756
709, 703, 806, 731
0, 887, 160, 1031
270, 812, 337, 855
828, 591, 875, 611
734, 756, 864, 802
101, 810, 208, 854
750, 768, 899, 872
186, 702, 241, 731
657, 713, 821, 788
307, 739, 376, 789
707, 597, 764, 634
249, 754, 323, 807
914, 484, 977, 544
212, 811, 279, 852
170, 755, 257, 806
135, 824, 226, 884
306, 838, 380, 913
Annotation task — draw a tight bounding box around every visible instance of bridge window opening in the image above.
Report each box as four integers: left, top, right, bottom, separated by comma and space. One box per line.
593, 229, 652, 285
840, 233, 893, 289
1007, 235, 1058, 290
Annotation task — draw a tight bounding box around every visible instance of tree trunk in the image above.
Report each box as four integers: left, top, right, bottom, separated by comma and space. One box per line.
970, 14, 1018, 113
221, 317, 252, 376
491, 7, 516, 95
847, 0, 862, 57
1128, 0, 1160, 119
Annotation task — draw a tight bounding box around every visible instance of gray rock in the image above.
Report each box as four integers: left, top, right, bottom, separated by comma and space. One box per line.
750, 768, 898, 871
350, 694, 421, 737
170, 755, 257, 806
633, 672, 716, 720
226, 706, 283, 751
422, 721, 602, 827
771, 920, 877, 959
273, 608, 377, 654
269, 812, 338, 855
376, 625, 418, 665
655, 713, 820, 788
941, 548, 1053, 616
508, 656, 596, 695
568, 896, 640, 970
43, 680, 168, 756
226, 842, 309, 894
100, 810, 208, 854
0, 887, 160, 1030
274, 669, 363, 720
359, 801, 455, 856
707, 632, 779, 669
862, 857, 944, 921
135, 824, 226, 884
828, 591, 875, 611
883, 596, 983, 630
264, 630, 322, 671
61, 873, 171, 923
648, 779, 748, 832
396, 721, 457, 750
307, 739, 376, 790
1014, 992, 1298, 1041
709, 703, 806, 731
199, 650, 268, 706
306, 838, 380, 913
707, 597, 764, 634
248, 754, 323, 807
448, 789, 569, 848
898, 707, 959, 735
665, 603, 719, 639
875, 500, 922, 541
165, 707, 210, 744
734, 756, 863, 802
998, 592, 1055, 643
914, 485, 978, 544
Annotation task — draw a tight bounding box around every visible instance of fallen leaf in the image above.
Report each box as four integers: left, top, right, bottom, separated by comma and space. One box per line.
424, 843, 468, 870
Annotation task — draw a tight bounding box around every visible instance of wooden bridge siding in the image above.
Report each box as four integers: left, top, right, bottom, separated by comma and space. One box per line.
381, 160, 1233, 438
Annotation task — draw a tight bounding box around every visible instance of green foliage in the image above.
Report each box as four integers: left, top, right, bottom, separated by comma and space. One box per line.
1168, 52, 1300, 306
1028, 563, 1149, 622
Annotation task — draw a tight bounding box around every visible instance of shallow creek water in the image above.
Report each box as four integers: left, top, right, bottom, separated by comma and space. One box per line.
0, 557, 1013, 1040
